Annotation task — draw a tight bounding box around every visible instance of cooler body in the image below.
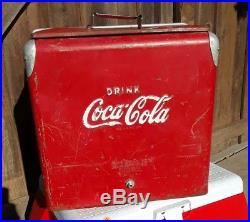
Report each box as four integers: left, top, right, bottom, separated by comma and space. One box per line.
24, 25, 219, 209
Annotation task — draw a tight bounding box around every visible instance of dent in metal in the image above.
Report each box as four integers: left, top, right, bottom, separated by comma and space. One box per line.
208, 32, 219, 66
24, 39, 36, 77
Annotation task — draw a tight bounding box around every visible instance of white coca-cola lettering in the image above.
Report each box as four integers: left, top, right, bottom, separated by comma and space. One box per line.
106, 86, 140, 96
82, 95, 172, 129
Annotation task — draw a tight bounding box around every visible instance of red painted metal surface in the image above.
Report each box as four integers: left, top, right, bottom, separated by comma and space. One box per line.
27, 27, 216, 209
28, 191, 55, 220
183, 193, 248, 220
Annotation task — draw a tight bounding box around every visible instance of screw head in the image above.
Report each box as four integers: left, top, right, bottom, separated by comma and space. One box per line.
125, 179, 135, 188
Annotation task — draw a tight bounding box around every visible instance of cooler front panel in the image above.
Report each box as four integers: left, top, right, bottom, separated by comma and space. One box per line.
28, 32, 216, 209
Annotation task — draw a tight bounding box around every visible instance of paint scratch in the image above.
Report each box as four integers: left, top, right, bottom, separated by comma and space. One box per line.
191, 108, 210, 137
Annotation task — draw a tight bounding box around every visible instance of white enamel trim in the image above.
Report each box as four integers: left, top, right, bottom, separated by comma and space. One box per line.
24, 40, 36, 77
53, 163, 243, 220
208, 32, 220, 66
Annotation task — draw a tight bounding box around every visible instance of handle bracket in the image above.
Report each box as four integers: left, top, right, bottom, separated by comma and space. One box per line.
90, 12, 143, 29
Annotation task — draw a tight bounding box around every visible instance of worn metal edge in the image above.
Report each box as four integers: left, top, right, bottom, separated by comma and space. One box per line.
32, 27, 52, 34
208, 32, 220, 66
90, 23, 187, 29
24, 39, 36, 77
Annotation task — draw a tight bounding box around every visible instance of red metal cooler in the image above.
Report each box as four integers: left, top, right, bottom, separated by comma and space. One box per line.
24, 13, 219, 209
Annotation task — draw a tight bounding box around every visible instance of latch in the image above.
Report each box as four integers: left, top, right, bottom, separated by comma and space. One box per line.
153, 200, 191, 220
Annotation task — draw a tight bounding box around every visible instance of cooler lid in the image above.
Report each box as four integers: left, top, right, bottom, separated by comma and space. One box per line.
32, 25, 209, 39
32, 12, 209, 39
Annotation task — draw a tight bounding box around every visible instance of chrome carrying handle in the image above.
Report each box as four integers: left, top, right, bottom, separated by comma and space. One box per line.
90, 12, 143, 29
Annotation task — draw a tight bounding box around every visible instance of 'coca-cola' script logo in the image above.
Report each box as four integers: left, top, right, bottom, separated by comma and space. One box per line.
82, 95, 172, 129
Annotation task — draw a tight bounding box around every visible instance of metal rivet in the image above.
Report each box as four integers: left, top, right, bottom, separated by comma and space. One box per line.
125, 179, 135, 188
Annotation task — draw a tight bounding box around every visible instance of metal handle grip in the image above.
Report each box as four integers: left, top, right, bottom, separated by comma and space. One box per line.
90, 12, 143, 29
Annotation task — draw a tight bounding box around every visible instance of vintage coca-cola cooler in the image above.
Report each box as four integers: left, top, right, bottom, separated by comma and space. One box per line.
24, 13, 219, 210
